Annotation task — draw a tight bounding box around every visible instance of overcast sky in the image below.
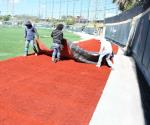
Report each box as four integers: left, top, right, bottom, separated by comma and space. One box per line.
0, 0, 119, 20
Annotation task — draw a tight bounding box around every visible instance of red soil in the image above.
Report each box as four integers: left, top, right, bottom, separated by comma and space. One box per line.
0, 39, 118, 125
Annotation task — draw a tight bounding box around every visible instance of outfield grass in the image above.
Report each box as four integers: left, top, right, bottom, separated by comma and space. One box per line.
0, 26, 81, 60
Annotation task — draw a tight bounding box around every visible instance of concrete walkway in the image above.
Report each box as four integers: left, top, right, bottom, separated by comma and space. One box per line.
74, 32, 145, 125
89, 48, 145, 125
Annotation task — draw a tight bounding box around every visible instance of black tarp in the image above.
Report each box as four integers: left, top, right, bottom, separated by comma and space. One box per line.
67, 41, 99, 64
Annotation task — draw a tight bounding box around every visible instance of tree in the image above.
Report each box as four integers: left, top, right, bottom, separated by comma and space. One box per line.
113, 0, 140, 11
65, 16, 75, 25
0, 16, 3, 20
3, 15, 11, 21
61, 16, 75, 25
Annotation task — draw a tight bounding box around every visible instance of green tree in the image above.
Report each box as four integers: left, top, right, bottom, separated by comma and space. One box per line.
3, 15, 11, 21
0, 16, 3, 20
65, 16, 75, 25
113, 0, 140, 11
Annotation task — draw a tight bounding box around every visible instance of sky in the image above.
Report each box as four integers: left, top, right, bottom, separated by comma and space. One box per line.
0, 0, 119, 20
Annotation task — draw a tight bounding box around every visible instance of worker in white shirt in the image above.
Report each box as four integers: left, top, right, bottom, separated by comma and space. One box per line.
96, 37, 114, 69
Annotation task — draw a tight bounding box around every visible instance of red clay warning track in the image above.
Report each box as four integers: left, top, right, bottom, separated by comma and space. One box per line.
0, 39, 118, 125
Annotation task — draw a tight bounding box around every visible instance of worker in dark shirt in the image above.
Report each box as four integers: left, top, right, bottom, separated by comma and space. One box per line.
51, 24, 64, 62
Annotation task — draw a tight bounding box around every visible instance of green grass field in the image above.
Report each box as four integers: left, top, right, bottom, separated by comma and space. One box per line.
0, 26, 81, 60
